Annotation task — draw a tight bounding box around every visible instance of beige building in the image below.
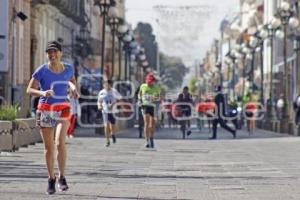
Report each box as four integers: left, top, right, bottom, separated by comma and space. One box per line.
0, 0, 126, 117
31, 5, 81, 68
67, 0, 126, 81
87, 0, 126, 78
0, 0, 31, 117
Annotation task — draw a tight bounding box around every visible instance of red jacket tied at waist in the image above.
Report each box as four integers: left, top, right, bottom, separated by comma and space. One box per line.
196, 102, 216, 113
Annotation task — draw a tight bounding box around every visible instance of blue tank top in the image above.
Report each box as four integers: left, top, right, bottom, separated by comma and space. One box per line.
32, 63, 74, 104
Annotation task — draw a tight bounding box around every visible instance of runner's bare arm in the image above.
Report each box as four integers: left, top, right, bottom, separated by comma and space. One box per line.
138, 90, 143, 104
97, 99, 103, 110
69, 76, 80, 99
26, 78, 53, 97
97, 91, 103, 110
113, 89, 123, 106
69, 76, 77, 91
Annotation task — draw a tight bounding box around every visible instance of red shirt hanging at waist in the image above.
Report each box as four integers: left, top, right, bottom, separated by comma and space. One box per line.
196, 102, 216, 113
37, 102, 70, 111
245, 102, 256, 113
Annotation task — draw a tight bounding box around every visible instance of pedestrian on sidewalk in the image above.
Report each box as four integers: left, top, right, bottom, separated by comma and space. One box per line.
276, 93, 285, 120
97, 79, 122, 147
293, 95, 300, 125
210, 86, 236, 139
245, 94, 257, 135
134, 86, 144, 138
30, 96, 40, 117
176, 86, 193, 136
138, 73, 161, 148
163, 99, 173, 128
204, 96, 216, 132
26, 40, 79, 195
67, 89, 79, 138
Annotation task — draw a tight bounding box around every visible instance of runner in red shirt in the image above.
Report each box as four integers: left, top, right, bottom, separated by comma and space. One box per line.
245, 95, 257, 135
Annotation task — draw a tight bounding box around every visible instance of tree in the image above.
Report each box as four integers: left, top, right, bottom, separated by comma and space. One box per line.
160, 53, 189, 89
134, 22, 189, 89
188, 77, 200, 97
134, 23, 157, 70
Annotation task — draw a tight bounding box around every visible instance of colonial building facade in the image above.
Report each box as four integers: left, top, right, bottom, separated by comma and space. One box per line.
0, 0, 126, 117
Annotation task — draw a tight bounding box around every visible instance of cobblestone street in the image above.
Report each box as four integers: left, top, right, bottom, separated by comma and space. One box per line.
1, 126, 300, 200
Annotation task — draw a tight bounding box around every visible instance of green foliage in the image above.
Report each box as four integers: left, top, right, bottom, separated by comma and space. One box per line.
242, 92, 259, 103
160, 53, 189, 89
188, 77, 200, 96
134, 23, 157, 69
0, 104, 18, 121
134, 22, 189, 88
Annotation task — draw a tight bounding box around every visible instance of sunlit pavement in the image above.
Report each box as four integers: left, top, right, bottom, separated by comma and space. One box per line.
1, 125, 300, 200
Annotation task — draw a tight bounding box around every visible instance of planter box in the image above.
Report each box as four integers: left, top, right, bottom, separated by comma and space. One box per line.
13, 118, 41, 150
0, 121, 13, 151
0, 118, 40, 152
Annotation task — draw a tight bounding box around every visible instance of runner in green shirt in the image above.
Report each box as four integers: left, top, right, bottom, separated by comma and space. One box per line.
138, 73, 161, 148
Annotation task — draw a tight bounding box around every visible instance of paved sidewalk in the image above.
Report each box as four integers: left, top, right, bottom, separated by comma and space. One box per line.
1, 126, 300, 200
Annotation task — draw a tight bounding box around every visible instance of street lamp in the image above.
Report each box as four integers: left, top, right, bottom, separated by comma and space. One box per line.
108, 6, 119, 79
137, 50, 147, 82
275, 1, 298, 131
216, 61, 222, 87
248, 29, 267, 103
128, 41, 138, 80
248, 36, 258, 94
288, 4, 300, 95
122, 33, 133, 80
116, 22, 128, 80
225, 49, 240, 100
141, 60, 149, 73
265, 20, 281, 122
248, 26, 269, 104
94, 0, 115, 80
237, 43, 251, 99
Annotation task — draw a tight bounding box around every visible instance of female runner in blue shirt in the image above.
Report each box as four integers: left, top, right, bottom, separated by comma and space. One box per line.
27, 41, 79, 195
